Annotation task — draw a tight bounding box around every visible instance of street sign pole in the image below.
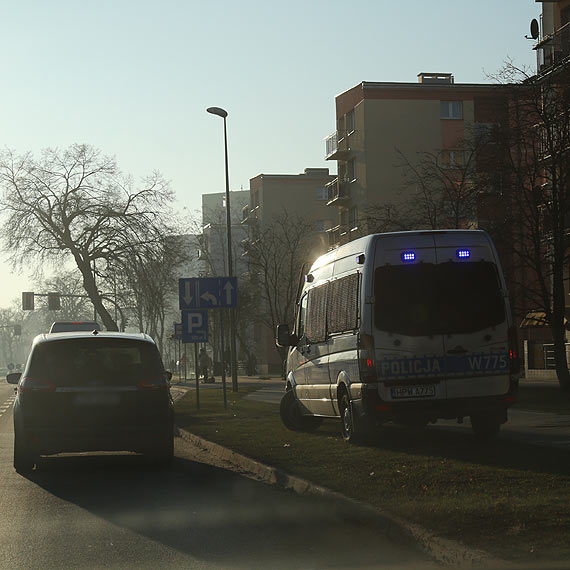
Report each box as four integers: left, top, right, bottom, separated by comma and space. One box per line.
220, 312, 227, 409
194, 343, 200, 410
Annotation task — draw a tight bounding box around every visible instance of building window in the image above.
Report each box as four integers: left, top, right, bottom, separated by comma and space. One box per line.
440, 101, 463, 120
440, 150, 466, 169
348, 206, 358, 228
315, 219, 331, 232
315, 187, 328, 200
347, 158, 356, 181
346, 110, 355, 134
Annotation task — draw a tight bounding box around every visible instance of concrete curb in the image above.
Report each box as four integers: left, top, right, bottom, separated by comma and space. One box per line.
176, 427, 509, 569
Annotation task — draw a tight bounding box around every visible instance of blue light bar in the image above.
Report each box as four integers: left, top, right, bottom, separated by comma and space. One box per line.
456, 249, 470, 259
401, 251, 416, 262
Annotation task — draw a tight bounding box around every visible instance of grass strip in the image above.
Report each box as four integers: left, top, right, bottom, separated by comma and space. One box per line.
175, 386, 570, 564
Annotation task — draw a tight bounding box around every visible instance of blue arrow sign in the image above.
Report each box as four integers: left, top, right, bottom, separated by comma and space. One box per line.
181, 310, 208, 343
179, 277, 237, 309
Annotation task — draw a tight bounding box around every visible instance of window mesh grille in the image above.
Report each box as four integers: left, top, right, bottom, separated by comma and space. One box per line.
327, 273, 359, 334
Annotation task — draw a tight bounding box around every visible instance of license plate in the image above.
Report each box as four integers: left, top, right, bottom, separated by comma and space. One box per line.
73, 393, 121, 406
390, 385, 436, 399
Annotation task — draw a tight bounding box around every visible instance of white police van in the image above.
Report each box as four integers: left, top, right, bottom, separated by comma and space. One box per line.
276, 230, 519, 442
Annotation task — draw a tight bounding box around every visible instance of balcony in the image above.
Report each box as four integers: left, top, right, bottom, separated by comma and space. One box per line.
324, 130, 354, 160
325, 177, 351, 206
535, 21, 570, 74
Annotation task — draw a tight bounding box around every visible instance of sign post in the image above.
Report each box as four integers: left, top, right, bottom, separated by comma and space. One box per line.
179, 277, 237, 408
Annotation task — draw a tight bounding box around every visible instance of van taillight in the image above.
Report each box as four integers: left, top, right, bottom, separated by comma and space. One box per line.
508, 326, 520, 375
359, 334, 377, 382
137, 376, 168, 391
19, 377, 55, 393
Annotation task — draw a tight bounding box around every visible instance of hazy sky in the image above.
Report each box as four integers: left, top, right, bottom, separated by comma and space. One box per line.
0, 0, 539, 308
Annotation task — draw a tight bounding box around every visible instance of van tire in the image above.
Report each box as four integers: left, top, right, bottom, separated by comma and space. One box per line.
340, 394, 365, 443
280, 389, 322, 432
470, 414, 501, 440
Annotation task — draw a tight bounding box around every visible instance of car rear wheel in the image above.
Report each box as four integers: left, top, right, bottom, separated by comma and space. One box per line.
14, 431, 35, 473
280, 389, 322, 432
470, 414, 501, 440
146, 435, 174, 466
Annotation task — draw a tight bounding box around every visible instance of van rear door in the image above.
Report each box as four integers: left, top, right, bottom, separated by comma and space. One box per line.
432, 233, 510, 398
372, 233, 447, 402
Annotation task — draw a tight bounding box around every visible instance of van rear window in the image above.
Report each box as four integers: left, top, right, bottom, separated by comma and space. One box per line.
374, 261, 505, 336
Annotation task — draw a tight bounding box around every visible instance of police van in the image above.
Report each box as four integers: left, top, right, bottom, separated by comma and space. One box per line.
276, 230, 519, 442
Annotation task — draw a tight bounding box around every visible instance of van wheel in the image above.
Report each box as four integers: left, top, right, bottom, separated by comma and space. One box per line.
470, 414, 501, 440
280, 389, 322, 432
14, 431, 34, 473
340, 394, 364, 443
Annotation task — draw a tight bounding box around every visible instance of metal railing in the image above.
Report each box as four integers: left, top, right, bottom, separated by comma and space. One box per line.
536, 20, 570, 73
325, 177, 351, 204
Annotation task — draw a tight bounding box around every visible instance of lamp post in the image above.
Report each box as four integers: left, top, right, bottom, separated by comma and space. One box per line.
207, 106, 239, 392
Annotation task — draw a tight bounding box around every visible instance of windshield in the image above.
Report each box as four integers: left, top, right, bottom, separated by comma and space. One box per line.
374, 261, 505, 336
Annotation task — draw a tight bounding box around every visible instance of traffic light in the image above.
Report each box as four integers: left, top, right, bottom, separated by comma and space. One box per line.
22, 291, 34, 311
13, 324, 21, 336
48, 292, 61, 310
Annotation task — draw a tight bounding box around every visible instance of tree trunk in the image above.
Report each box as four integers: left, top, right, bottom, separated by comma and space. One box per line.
77, 260, 118, 332
552, 248, 570, 390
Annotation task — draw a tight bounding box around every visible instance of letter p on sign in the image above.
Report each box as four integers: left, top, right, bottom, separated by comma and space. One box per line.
181, 309, 208, 343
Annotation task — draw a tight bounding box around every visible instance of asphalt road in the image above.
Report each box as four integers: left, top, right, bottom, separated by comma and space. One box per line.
0, 382, 434, 570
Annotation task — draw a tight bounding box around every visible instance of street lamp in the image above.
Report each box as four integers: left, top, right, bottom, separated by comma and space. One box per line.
207, 106, 239, 392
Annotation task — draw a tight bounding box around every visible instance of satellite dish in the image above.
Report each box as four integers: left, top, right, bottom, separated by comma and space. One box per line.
530, 18, 539, 40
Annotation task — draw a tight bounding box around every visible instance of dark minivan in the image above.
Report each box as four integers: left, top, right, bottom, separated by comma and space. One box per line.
7, 331, 174, 472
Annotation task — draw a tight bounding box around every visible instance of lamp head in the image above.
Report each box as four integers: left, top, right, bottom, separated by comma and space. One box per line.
207, 106, 228, 118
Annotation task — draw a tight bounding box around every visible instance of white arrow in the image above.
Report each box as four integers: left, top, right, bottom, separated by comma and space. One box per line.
183, 281, 193, 306
223, 281, 234, 305
201, 291, 218, 305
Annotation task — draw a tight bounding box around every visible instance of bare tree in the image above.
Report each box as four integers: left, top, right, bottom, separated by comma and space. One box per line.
244, 211, 316, 363
480, 61, 570, 390
393, 147, 480, 230
41, 269, 94, 321
115, 234, 191, 353
0, 144, 176, 332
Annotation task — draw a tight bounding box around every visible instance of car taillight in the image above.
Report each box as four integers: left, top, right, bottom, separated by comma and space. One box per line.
508, 326, 520, 375
19, 377, 55, 393
358, 333, 377, 382
137, 376, 168, 391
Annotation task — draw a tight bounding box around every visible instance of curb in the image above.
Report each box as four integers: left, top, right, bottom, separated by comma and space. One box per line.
175, 427, 509, 569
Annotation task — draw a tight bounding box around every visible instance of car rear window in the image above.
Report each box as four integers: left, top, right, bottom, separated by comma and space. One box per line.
50, 322, 101, 332
374, 261, 505, 336
26, 338, 164, 386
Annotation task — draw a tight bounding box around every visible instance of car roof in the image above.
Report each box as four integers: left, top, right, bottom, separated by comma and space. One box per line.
32, 331, 156, 346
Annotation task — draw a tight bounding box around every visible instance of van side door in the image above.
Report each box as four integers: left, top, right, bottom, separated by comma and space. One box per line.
287, 293, 311, 413
303, 284, 334, 416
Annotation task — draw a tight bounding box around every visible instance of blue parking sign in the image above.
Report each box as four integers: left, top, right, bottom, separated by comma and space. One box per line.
181, 310, 208, 343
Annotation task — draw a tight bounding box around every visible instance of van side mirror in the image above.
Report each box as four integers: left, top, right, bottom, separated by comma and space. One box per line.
276, 324, 298, 348
6, 372, 21, 385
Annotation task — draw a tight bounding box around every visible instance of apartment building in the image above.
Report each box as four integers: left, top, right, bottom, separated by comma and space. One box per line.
201, 191, 249, 277
242, 168, 335, 374
521, 0, 570, 379
533, 0, 570, 73
324, 73, 507, 247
